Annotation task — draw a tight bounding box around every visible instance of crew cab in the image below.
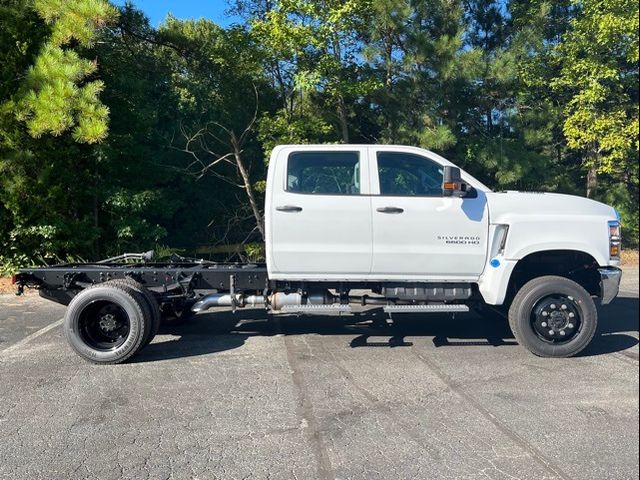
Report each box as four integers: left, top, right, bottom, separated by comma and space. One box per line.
15, 144, 623, 363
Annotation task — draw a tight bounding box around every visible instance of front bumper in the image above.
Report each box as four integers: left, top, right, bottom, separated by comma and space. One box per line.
598, 267, 623, 305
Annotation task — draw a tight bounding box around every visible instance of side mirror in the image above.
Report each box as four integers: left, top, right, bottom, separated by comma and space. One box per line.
443, 166, 469, 197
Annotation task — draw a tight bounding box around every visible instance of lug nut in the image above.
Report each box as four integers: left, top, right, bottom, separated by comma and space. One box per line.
568, 312, 575, 318
548, 330, 555, 335
561, 304, 567, 310
560, 330, 566, 336
541, 322, 548, 327
550, 304, 556, 309
568, 323, 574, 329
542, 311, 548, 317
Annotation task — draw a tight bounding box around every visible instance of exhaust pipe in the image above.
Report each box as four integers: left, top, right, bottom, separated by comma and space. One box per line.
191, 293, 266, 313
192, 290, 334, 313
192, 289, 390, 314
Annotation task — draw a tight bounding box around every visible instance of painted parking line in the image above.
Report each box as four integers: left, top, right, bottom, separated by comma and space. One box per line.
1, 318, 64, 355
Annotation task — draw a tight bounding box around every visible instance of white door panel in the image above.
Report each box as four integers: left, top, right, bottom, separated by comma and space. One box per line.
371, 195, 488, 277
269, 147, 372, 276
370, 149, 488, 279
271, 197, 372, 274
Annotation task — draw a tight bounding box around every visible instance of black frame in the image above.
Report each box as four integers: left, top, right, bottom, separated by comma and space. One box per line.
17, 262, 269, 305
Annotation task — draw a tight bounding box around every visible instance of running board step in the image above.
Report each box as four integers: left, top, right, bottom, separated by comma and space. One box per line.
279, 304, 352, 314
383, 304, 469, 313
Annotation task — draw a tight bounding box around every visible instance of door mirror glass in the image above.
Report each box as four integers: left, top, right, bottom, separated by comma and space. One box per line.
442, 166, 470, 197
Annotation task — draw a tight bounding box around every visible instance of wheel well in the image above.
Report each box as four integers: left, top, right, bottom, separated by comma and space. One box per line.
505, 250, 601, 304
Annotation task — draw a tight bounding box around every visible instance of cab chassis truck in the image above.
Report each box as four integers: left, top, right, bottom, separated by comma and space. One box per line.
14, 145, 623, 364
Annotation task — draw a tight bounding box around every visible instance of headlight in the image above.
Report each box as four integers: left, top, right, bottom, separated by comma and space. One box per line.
608, 220, 621, 259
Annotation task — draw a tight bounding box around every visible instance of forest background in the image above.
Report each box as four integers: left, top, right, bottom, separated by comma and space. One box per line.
0, 0, 638, 273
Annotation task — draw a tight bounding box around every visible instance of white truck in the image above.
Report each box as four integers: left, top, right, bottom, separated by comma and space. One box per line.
15, 144, 623, 363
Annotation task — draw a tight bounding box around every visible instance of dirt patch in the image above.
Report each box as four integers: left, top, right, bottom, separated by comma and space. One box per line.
0, 276, 37, 295
622, 249, 639, 266
0, 276, 16, 294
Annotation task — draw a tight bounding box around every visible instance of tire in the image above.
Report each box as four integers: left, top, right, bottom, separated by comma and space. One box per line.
64, 284, 149, 364
103, 279, 160, 345
508, 275, 597, 358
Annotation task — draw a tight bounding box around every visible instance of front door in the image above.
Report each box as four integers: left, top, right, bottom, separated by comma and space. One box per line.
369, 149, 488, 280
268, 147, 372, 278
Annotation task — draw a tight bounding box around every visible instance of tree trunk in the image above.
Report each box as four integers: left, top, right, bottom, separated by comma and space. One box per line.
585, 149, 599, 198
586, 164, 598, 198
233, 147, 265, 241
93, 192, 99, 257
330, 32, 349, 143
337, 94, 349, 143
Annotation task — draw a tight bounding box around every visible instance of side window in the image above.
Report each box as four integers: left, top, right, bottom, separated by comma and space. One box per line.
377, 152, 444, 196
287, 151, 360, 195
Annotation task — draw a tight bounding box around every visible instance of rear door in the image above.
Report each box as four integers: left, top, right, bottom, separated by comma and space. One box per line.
369, 148, 488, 280
268, 147, 372, 279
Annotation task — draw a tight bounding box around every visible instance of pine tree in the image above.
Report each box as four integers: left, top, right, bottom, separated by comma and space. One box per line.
13, 0, 118, 144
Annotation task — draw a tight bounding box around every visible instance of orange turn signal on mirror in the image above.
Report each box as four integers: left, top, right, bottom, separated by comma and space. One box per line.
444, 182, 460, 190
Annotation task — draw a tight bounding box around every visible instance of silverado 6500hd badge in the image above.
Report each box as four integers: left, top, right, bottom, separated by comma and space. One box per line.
437, 235, 481, 245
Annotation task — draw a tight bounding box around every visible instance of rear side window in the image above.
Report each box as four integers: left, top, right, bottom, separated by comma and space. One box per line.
287, 151, 360, 195
377, 152, 443, 196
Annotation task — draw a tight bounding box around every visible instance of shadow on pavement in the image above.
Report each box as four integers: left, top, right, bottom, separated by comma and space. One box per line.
132, 296, 638, 363
580, 296, 639, 357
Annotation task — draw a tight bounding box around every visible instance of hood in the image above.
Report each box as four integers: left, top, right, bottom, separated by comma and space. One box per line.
486, 191, 617, 224
484, 191, 618, 266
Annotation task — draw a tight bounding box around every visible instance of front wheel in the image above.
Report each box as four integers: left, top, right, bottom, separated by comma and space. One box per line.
508, 275, 597, 358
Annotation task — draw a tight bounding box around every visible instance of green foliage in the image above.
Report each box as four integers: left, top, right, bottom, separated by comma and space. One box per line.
104, 190, 170, 252
552, 0, 639, 175
251, 0, 377, 143
244, 242, 265, 262
11, 0, 117, 144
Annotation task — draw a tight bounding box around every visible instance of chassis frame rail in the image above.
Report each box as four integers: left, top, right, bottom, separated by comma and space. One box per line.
16, 262, 269, 305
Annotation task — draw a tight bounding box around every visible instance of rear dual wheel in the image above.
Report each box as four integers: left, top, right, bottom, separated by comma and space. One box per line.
103, 278, 160, 345
64, 280, 159, 364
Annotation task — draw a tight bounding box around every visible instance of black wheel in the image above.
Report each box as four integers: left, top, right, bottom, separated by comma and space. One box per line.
508, 275, 597, 357
103, 279, 160, 345
64, 285, 149, 364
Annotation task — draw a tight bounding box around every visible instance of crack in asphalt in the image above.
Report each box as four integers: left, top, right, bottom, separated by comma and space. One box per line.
272, 315, 335, 480
411, 349, 573, 480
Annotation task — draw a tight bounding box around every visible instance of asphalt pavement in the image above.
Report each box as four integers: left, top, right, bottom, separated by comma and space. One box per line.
0, 267, 638, 480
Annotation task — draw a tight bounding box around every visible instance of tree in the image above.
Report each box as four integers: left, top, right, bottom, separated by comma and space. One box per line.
158, 17, 274, 241
0, 0, 117, 270
251, 0, 377, 144
363, 0, 465, 148
12, 0, 118, 143
551, 0, 639, 198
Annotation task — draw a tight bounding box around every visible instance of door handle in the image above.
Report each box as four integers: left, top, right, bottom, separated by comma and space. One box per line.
276, 205, 303, 212
376, 206, 404, 214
